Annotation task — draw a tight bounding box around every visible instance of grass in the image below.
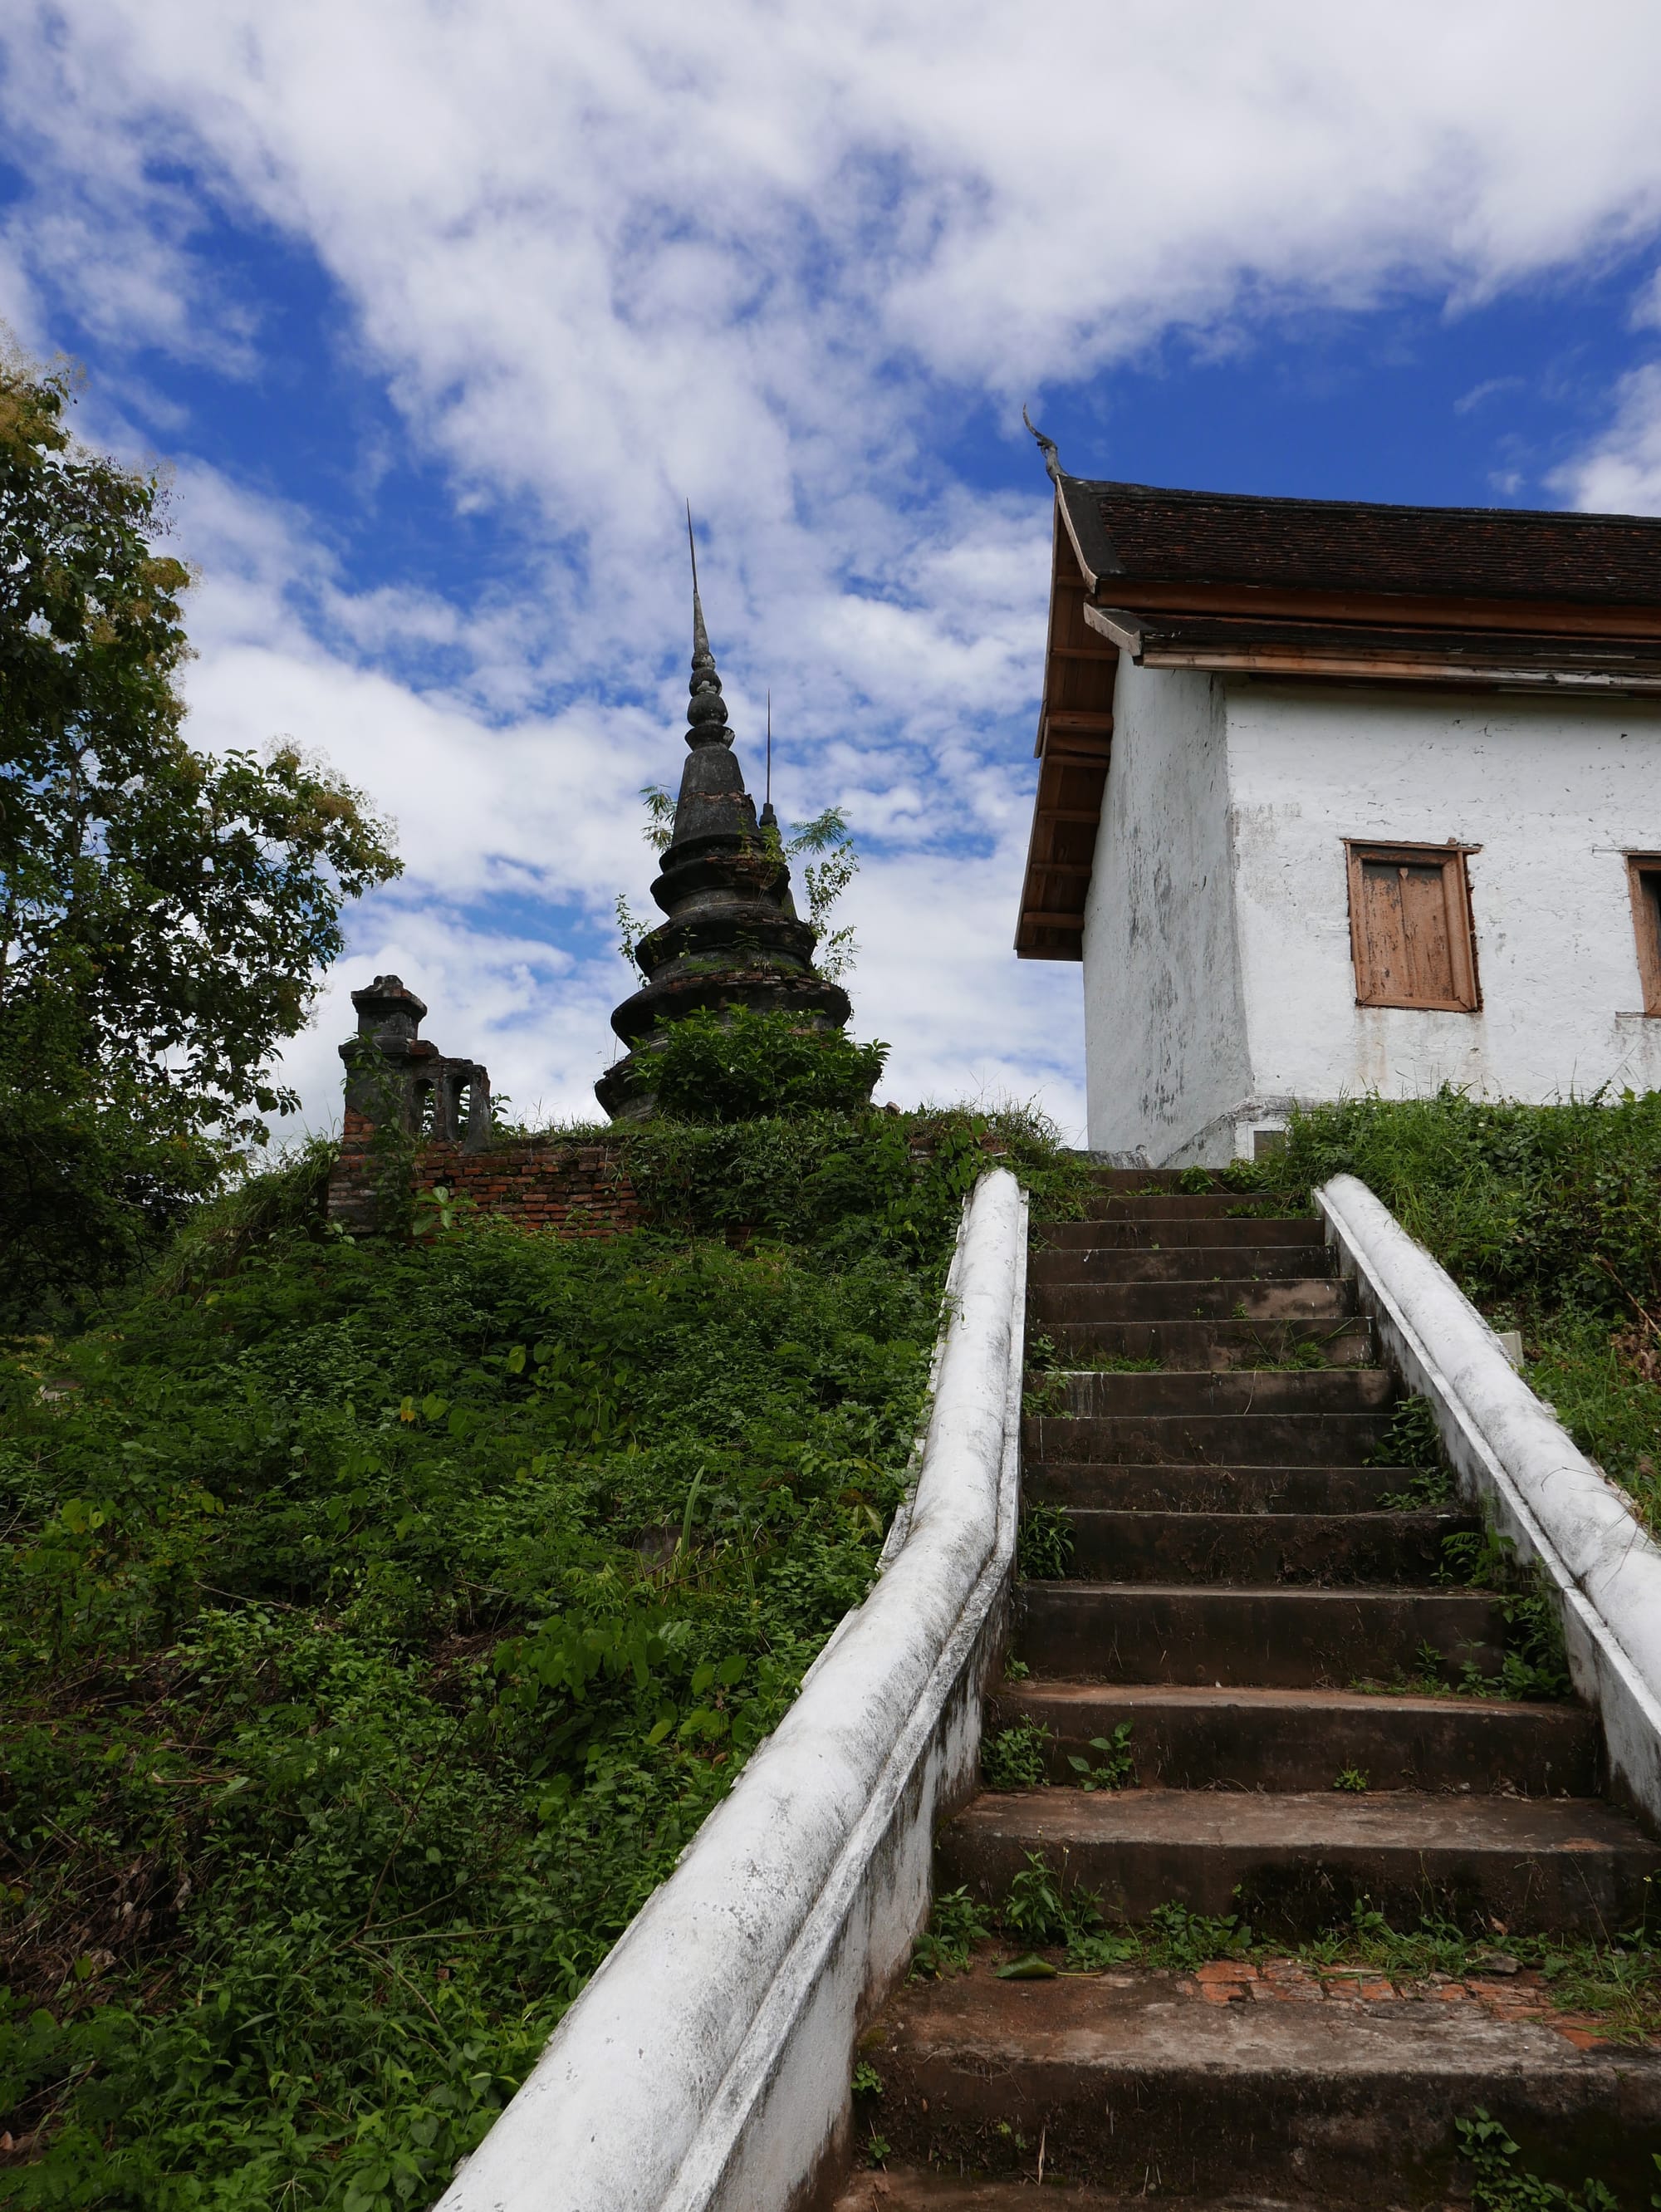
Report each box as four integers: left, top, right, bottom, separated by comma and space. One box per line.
0, 1104, 1088, 2211
1244, 1091, 1661, 1532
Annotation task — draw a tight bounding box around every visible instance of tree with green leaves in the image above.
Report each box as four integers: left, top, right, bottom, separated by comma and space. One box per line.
0, 347, 400, 1323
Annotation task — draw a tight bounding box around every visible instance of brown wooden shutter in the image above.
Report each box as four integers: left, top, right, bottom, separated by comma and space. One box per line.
1629, 856, 1661, 1015
1345, 843, 1479, 1010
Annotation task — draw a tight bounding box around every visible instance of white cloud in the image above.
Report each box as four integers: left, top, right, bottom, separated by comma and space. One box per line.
11, 1, 1661, 1142
1553, 363, 1661, 515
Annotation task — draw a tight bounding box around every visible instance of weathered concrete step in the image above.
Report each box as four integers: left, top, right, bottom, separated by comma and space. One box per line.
863, 1969, 1661, 2203
1026, 1462, 1417, 1513
990, 1682, 1601, 1795
1032, 1276, 1348, 1318
1051, 1369, 1394, 1416
1079, 1195, 1296, 1220
1083, 1165, 1229, 1187
1024, 1412, 1392, 1466
938, 1788, 1660, 1937
1040, 1216, 1325, 1249
1039, 1238, 1335, 1292
1064, 1508, 1473, 1586
1039, 1318, 1374, 1370
1017, 1583, 1506, 1685
836, 2178, 1310, 2212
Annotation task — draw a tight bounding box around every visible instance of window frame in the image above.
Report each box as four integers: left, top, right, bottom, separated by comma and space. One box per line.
1343, 839, 1482, 1013
1627, 853, 1661, 1017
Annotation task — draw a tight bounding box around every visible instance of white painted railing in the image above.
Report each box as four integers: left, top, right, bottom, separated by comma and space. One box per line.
1318, 1172, 1661, 1827
439, 1168, 1028, 2212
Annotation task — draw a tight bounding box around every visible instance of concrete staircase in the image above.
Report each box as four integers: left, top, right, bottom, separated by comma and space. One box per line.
839, 1172, 1661, 2210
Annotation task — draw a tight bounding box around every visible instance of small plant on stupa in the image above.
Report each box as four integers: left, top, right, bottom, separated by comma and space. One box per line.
649, 1006, 888, 1122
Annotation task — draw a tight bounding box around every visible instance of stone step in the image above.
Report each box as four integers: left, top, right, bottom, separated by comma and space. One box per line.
1034, 1248, 1340, 1291
1026, 1462, 1418, 1513
1031, 1275, 1348, 1317
1046, 1370, 1394, 1417
1078, 1195, 1297, 1220
1017, 1583, 1507, 1686
1062, 1508, 1472, 1586
988, 1682, 1601, 1796
937, 1789, 1660, 1938
1083, 1165, 1232, 1188
1024, 1412, 1393, 1465
860, 1968, 1661, 2204
1039, 1216, 1325, 1249
1036, 1318, 1375, 1370
836, 2178, 1308, 2212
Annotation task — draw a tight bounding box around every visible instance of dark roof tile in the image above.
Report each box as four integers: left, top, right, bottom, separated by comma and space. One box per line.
1059, 476, 1661, 604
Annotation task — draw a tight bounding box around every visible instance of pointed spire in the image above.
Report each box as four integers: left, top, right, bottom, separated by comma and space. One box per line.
685, 504, 732, 748
759, 689, 777, 834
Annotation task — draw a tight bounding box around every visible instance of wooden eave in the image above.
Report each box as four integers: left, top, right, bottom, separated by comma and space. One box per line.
1084, 605, 1661, 692
1015, 507, 1116, 959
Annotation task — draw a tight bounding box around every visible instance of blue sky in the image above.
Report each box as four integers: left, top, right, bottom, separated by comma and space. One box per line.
6, 2, 1661, 1140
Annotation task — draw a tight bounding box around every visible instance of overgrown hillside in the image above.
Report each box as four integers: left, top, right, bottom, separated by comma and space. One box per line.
0, 1111, 1085, 2211
1263, 1090, 1661, 1529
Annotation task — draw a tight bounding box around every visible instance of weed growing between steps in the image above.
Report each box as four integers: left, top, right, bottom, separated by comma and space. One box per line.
910, 1869, 1661, 2046
1015, 1501, 1075, 1578
1456, 2108, 1630, 2212
0, 1106, 1080, 2211
1436, 1527, 1574, 1701
1251, 1090, 1661, 1530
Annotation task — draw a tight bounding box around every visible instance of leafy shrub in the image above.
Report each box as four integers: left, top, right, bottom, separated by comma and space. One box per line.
642, 1007, 888, 1122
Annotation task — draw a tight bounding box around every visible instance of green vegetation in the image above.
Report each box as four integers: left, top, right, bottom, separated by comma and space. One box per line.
1015, 1501, 1074, 1579
980, 1721, 1050, 1792
1251, 1090, 1661, 1530
643, 1007, 888, 1123
1455, 2110, 1624, 2212
0, 1105, 1088, 2209
1066, 1724, 1135, 1791
1, 351, 400, 1332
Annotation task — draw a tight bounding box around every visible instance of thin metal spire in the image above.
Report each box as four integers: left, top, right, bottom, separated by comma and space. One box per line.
766, 690, 772, 806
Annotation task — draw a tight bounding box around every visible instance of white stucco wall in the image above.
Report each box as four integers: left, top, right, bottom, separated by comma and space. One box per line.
1081, 659, 1250, 1157
1227, 685, 1661, 1126
1082, 673, 1661, 1161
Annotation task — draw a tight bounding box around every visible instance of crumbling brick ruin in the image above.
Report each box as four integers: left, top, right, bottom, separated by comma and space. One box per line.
338, 975, 492, 1150
325, 974, 645, 1238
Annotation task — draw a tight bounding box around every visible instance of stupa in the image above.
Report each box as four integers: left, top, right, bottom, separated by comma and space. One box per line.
595, 559, 861, 1119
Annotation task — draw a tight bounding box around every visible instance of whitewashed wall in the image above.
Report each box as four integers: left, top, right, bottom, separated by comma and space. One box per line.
1080, 659, 1249, 1158
1083, 669, 1661, 1162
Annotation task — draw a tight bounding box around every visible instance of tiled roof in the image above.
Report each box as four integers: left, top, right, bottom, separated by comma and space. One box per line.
1059, 477, 1661, 604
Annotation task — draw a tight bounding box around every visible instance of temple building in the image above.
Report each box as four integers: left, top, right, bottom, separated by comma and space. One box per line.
595, 576, 865, 1118
1017, 437, 1661, 1165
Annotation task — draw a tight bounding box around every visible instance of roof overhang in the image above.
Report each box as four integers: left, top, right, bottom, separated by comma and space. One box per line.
1015, 471, 1661, 961
1013, 505, 1117, 959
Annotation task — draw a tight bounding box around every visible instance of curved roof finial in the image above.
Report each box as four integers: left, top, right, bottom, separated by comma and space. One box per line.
684, 505, 731, 749
1022, 404, 1063, 487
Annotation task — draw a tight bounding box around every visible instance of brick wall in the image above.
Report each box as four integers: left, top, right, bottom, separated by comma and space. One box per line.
328, 1129, 642, 1238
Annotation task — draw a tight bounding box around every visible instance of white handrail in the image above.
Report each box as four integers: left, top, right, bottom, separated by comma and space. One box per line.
439, 1167, 1028, 2212
1317, 1171, 1661, 1826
